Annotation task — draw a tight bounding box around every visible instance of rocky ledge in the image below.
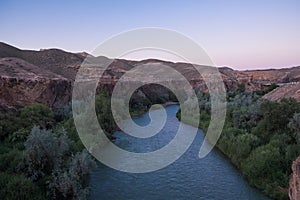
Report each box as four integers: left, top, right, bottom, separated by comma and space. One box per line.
0, 57, 72, 109
263, 82, 300, 102
289, 156, 300, 200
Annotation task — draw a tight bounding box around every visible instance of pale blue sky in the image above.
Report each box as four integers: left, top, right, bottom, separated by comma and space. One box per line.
1, 0, 299, 69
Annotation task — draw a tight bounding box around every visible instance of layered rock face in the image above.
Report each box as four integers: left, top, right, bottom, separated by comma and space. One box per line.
0, 42, 300, 109
0, 57, 72, 109
263, 83, 300, 102
289, 156, 300, 200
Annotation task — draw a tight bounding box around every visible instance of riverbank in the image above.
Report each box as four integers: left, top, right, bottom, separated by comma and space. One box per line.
176, 96, 300, 200
176, 110, 282, 200
163, 101, 179, 107
130, 101, 179, 118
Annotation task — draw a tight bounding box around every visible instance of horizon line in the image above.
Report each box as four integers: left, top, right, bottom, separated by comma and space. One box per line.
1, 41, 299, 71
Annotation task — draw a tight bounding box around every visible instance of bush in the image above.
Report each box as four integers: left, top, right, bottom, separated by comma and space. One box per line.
259, 98, 300, 136
232, 102, 262, 131
0, 149, 23, 173
24, 126, 71, 180
288, 112, 300, 144
241, 144, 284, 189
95, 92, 115, 133
0, 103, 56, 140
217, 128, 259, 165
0, 172, 45, 200
48, 150, 96, 200
20, 103, 55, 129
60, 118, 84, 152
285, 144, 300, 174
8, 128, 31, 143
54, 102, 72, 122
233, 133, 260, 164
0, 111, 22, 139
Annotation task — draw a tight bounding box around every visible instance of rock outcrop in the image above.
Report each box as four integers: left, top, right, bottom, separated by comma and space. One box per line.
289, 156, 300, 200
263, 83, 300, 102
0, 57, 72, 109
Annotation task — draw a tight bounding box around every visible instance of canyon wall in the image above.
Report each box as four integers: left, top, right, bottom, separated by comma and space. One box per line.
1, 42, 300, 109
289, 156, 300, 200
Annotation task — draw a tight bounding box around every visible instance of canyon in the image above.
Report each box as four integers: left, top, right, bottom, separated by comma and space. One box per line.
1, 42, 300, 109
1, 42, 300, 199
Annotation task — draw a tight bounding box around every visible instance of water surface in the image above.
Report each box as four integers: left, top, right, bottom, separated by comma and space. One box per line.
90, 105, 270, 200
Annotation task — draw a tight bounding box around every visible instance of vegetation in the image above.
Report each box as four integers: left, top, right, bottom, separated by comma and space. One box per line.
0, 103, 55, 140
0, 86, 175, 199
177, 89, 300, 200
0, 89, 119, 199
1, 82, 295, 199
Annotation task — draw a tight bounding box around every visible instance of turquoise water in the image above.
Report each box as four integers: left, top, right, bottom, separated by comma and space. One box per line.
90, 105, 270, 200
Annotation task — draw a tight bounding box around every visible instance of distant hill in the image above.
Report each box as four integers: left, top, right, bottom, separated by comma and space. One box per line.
0, 42, 299, 108
0, 42, 84, 79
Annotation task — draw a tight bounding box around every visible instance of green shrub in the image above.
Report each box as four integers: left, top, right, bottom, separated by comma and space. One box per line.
259, 98, 300, 136
0, 172, 45, 200
241, 144, 284, 189
8, 128, 31, 143
20, 103, 55, 129
0, 149, 23, 173
48, 150, 96, 200
0, 111, 22, 139
288, 112, 300, 144
177, 90, 299, 199
24, 126, 71, 180
54, 102, 72, 121
285, 144, 300, 174
95, 92, 115, 133
0, 103, 56, 140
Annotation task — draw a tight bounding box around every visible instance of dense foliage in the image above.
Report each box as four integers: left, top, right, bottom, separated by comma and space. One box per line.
2, 82, 295, 199
0, 89, 119, 199
177, 88, 300, 200
0, 84, 180, 199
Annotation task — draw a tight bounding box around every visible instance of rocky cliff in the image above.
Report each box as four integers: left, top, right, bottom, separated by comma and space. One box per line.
0, 57, 72, 108
0, 42, 299, 109
289, 156, 300, 200
263, 83, 300, 102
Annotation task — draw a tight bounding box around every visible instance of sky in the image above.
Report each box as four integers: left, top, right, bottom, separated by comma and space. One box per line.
0, 0, 299, 70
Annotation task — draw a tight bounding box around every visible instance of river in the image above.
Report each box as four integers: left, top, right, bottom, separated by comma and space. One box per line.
89, 105, 270, 200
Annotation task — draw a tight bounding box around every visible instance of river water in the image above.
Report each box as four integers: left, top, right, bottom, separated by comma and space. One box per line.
90, 105, 270, 200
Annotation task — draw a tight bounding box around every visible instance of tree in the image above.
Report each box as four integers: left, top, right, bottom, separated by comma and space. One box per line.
24, 126, 71, 180
0, 103, 56, 140
288, 112, 300, 144
232, 101, 262, 131
233, 133, 260, 163
241, 144, 283, 187
0, 149, 23, 173
0, 111, 22, 139
254, 98, 300, 139
0, 173, 44, 200
20, 103, 55, 129
237, 83, 246, 93
95, 91, 115, 133
48, 150, 96, 200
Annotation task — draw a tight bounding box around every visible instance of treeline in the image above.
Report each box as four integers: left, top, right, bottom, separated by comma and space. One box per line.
177, 86, 300, 200
0, 89, 118, 199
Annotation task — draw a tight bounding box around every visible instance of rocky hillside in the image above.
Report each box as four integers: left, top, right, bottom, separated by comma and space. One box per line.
289, 156, 300, 200
0, 42, 299, 108
263, 83, 300, 102
0, 57, 71, 108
